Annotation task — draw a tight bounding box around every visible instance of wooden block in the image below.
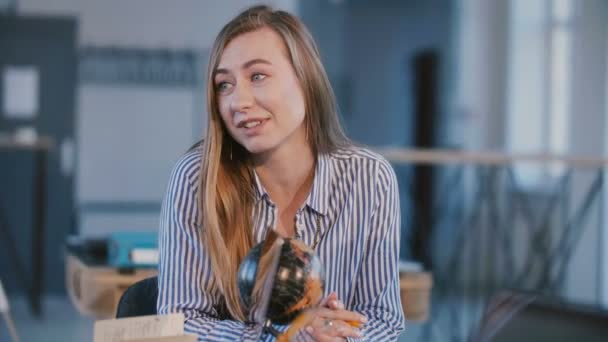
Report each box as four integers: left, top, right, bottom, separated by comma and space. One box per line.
123, 336, 197, 342
93, 313, 184, 342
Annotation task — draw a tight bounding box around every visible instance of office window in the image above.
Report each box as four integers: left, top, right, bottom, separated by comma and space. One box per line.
507, 0, 574, 186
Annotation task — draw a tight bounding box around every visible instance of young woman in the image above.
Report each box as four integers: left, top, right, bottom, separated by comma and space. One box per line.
157, 5, 405, 341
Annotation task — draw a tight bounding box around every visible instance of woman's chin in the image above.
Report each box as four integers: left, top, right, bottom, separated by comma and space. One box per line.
242, 141, 276, 155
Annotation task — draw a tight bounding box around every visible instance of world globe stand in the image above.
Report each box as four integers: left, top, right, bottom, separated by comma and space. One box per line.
238, 234, 326, 341
262, 319, 283, 338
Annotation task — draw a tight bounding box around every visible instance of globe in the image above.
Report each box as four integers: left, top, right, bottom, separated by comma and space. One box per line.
237, 236, 325, 325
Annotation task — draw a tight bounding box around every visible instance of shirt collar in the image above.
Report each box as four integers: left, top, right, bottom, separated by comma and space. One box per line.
252, 153, 333, 216
252, 169, 271, 203
304, 153, 332, 215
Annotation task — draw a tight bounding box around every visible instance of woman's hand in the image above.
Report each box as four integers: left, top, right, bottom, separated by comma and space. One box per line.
303, 292, 366, 341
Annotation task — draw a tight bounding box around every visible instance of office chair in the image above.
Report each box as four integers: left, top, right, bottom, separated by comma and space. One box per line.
115, 276, 158, 318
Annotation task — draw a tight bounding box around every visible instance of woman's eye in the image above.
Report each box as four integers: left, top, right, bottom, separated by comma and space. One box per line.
216, 82, 232, 92
251, 73, 267, 82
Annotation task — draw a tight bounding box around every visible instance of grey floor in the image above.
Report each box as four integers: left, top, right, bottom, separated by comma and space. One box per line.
0, 295, 94, 342
0, 295, 422, 342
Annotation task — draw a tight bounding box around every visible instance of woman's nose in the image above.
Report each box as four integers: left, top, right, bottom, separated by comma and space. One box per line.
230, 84, 254, 113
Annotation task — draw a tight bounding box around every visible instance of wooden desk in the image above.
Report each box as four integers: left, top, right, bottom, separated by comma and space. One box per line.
65, 243, 430, 321
66, 252, 157, 319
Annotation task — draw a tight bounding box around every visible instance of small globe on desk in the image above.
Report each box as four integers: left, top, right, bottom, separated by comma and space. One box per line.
237, 236, 325, 325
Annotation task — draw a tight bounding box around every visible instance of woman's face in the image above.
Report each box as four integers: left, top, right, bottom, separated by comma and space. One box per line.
214, 27, 307, 156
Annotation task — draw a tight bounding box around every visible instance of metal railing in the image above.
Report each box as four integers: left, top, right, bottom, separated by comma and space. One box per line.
377, 147, 607, 341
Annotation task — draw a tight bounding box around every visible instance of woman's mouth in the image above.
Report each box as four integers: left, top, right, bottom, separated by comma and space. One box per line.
241, 118, 269, 136
244, 120, 263, 128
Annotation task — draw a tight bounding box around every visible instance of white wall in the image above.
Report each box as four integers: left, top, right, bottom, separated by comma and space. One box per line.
456, 0, 509, 150
345, 0, 452, 147
506, 0, 546, 155
77, 86, 196, 202
18, 0, 298, 235
19, 0, 296, 48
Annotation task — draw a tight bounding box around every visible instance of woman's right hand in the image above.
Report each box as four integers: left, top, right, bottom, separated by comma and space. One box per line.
302, 293, 366, 341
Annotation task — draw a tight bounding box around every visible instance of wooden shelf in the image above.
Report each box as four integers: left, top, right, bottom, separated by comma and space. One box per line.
0, 136, 54, 150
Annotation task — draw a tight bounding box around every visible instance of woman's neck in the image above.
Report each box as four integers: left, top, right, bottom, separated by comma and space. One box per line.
252, 141, 315, 209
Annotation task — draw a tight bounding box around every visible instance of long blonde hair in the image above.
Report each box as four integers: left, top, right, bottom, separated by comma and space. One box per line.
199, 5, 350, 321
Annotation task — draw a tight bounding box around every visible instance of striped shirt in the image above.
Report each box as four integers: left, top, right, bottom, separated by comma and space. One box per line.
157, 145, 406, 341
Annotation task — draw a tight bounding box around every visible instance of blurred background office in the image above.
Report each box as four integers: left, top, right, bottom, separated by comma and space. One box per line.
0, 0, 607, 341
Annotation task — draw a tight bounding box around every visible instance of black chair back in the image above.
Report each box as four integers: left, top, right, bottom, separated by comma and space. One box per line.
116, 276, 158, 318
